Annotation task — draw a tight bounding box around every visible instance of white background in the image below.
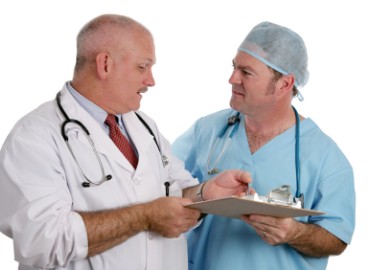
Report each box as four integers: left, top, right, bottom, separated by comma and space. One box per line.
0, 0, 368, 269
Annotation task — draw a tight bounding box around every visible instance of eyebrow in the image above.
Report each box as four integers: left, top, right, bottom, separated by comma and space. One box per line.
232, 60, 257, 74
144, 58, 155, 65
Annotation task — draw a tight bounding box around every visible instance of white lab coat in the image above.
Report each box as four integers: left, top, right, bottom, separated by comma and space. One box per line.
0, 85, 198, 270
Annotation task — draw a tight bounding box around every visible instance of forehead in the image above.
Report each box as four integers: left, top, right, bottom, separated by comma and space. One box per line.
121, 28, 156, 64
234, 51, 271, 74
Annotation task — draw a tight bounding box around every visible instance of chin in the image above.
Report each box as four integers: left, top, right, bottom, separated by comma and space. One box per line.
131, 96, 142, 111
229, 99, 239, 111
132, 103, 141, 112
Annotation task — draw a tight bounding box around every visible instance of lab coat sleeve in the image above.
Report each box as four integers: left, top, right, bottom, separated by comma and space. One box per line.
172, 120, 206, 182
0, 114, 88, 268
167, 151, 200, 189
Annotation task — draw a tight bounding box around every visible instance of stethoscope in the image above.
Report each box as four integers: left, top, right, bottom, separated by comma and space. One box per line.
206, 107, 303, 205
56, 91, 169, 188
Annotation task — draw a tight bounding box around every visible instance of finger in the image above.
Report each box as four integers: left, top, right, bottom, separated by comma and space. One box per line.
176, 197, 194, 205
245, 186, 256, 195
232, 170, 252, 184
236, 183, 253, 197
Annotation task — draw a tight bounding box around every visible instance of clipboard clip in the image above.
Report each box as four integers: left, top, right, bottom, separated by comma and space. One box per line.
266, 185, 303, 208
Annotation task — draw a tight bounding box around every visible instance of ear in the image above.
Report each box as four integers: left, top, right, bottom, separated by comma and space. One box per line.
276, 74, 295, 96
96, 52, 110, 80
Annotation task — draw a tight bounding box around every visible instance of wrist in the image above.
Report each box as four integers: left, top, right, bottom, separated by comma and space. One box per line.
194, 181, 207, 202
136, 203, 150, 231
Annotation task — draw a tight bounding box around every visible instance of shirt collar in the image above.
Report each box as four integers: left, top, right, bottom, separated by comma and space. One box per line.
66, 82, 125, 130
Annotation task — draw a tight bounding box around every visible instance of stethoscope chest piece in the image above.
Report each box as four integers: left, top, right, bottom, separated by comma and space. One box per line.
227, 114, 240, 125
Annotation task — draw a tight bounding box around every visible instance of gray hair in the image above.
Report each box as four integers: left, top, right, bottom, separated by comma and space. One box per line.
74, 14, 150, 73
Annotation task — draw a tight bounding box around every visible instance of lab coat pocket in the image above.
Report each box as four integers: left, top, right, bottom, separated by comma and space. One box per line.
166, 181, 182, 197
161, 234, 188, 270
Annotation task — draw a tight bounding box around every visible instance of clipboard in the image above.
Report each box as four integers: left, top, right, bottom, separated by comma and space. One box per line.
185, 196, 325, 219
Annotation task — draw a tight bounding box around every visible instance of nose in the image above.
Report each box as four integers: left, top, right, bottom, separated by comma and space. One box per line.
145, 71, 155, 87
229, 69, 240, 85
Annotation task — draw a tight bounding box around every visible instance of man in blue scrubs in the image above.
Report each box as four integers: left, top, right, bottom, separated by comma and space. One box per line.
172, 21, 355, 270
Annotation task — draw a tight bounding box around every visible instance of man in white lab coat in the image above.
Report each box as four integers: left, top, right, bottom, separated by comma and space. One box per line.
0, 14, 251, 270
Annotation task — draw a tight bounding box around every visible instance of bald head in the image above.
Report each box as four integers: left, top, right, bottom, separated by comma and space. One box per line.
74, 14, 152, 74
70, 14, 156, 114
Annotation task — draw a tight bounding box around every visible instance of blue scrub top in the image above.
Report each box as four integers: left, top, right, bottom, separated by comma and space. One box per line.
172, 108, 355, 270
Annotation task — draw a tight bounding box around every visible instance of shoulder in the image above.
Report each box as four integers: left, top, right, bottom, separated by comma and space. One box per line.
173, 108, 238, 147
192, 108, 238, 129
0, 99, 61, 158
302, 119, 342, 149
301, 118, 352, 168
9, 99, 58, 137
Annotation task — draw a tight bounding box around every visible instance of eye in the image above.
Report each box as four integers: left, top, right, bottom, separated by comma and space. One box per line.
231, 62, 253, 76
241, 69, 252, 76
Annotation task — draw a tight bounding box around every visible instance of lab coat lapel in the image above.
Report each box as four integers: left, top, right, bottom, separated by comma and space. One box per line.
94, 112, 154, 172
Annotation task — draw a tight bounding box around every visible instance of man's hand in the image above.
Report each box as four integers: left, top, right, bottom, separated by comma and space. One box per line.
242, 214, 298, 245
144, 197, 201, 238
241, 214, 347, 257
202, 170, 252, 200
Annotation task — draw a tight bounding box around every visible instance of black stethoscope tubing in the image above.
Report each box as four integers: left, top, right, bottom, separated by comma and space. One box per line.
56, 91, 168, 188
57, 92, 112, 187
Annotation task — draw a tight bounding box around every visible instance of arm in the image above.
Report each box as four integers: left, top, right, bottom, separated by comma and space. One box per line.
288, 221, 347, 256
243, 215, 347, 257
79, 196, 200, 257
81, 169, 251, 256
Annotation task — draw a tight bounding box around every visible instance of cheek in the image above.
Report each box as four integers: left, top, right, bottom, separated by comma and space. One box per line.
116, 77, 136, 94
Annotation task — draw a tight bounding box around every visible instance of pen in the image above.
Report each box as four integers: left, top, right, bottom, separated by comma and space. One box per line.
164, 182, 170, 197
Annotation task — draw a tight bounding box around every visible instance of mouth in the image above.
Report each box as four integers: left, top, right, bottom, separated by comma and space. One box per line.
232, 89, 244, 97
138, 87, 148, 94
231, 84, 245, 96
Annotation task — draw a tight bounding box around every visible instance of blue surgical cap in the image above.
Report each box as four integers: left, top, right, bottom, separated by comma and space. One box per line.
238, 21, 309, 89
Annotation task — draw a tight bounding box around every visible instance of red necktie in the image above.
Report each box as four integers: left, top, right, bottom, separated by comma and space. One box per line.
105, 114, 138, 168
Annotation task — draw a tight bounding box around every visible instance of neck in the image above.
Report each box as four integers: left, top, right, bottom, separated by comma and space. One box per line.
244, 106, 299, 154
247, 106, 296, 131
